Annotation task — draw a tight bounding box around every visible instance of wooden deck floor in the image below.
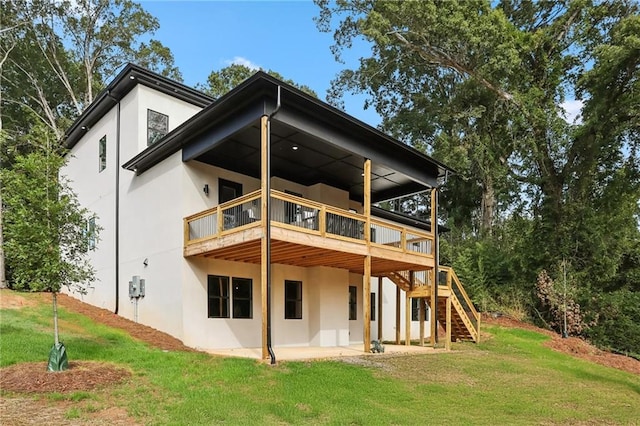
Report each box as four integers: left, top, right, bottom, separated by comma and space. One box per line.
184, 224, 435, 275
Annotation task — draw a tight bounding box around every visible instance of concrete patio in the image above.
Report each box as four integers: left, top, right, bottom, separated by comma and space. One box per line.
206, 343, 445, 361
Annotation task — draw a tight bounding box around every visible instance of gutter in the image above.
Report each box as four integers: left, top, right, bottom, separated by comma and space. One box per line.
265, 86, 281, 365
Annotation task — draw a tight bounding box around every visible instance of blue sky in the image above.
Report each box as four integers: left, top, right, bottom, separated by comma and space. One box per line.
139, 0, 582, 125
140, 0, 381, 125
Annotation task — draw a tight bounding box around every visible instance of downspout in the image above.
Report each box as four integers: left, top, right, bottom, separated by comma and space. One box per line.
107, 92, 121, 315
115, 101, 120, 315
265, 86, 281, 365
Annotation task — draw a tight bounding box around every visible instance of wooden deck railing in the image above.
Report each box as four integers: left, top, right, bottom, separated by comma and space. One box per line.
184, 190, 434, 259
184, 190, 262, 244
441, 266, 480, 342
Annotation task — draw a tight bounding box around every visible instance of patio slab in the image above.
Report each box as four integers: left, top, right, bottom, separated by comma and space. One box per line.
205, 343, 445, 362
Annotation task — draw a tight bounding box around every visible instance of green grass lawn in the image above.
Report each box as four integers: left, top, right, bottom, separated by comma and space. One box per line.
1, 293, 639, 425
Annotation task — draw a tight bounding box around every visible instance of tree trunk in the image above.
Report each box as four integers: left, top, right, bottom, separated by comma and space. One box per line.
480, 174, 495, 235
0, 44, 8, 289
52, 292, 59, 346
0, 191, 6, 289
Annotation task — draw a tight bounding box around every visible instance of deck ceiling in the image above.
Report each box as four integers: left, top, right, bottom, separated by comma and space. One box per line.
198, 238, 429, 275
193, 119, 426, 203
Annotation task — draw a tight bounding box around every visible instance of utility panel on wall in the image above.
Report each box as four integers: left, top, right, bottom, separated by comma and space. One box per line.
129, 276, 146, 298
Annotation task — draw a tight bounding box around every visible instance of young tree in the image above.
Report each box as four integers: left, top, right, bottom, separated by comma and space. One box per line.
2, 131, 100, 371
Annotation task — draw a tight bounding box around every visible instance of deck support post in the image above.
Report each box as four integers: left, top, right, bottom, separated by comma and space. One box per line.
430, 187, 439, 347
363, 256, 371, 352
363, 159, 372, 353
445, 295, 452, 350
405, 291, 411, 346
377, 277, 383, 341
419, 297, 425, 346
260, 114, 269, 361
395, 286, 401, 344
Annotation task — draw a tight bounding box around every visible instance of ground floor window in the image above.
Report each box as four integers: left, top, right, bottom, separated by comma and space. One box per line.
370, 293, 376, 321
284, 280, 302, 319
232, 278, 252, 318
349, 286, 357, 320
208, 275, 253, 319
208, 275, 229, 318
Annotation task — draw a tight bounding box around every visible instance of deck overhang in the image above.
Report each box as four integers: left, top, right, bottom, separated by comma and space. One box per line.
184, 224, 435, 275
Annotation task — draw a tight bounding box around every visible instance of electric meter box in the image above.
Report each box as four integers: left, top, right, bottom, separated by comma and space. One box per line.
129, 276, 140, 298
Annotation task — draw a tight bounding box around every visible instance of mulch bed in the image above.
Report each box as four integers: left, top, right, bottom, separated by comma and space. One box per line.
0, 361, 131, 394
56, 293, 195, 352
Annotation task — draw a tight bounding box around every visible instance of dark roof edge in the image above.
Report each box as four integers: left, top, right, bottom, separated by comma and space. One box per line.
122, 70, 456, 180
121, 73, 270, 174
255, 72, 457, 177
63, 64, 213, 150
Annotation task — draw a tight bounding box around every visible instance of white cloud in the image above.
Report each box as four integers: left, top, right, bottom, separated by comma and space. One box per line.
224, 56, 261, 71
560, 99, 583, 124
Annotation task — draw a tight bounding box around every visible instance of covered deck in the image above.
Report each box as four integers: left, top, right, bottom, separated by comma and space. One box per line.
184, 189, 435, 275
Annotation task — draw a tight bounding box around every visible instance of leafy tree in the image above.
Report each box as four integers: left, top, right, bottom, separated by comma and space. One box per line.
315, 0, 640, 352
2, 130, 100, 369
202, 63, 317, 99
0, 0, 182, 140
0, 0, 179, 289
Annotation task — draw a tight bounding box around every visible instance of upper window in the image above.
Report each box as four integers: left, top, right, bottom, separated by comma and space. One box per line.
208, 275, 229, 318
98, 135, 106, 172
147, 109, 168, 146
232, 278, 252, 319
285, 280, 302, 319
349, 286, 357, 320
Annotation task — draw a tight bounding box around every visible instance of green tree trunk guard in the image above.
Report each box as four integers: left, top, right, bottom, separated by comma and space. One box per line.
47, 342, 68, 372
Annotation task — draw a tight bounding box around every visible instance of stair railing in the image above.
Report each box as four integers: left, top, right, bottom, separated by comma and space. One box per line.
442, 266, 481, 343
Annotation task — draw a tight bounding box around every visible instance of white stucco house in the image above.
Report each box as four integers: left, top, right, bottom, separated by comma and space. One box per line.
62, 64, 479, 360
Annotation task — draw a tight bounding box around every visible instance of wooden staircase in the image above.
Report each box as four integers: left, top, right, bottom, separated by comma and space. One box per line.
385, 266, 480, 343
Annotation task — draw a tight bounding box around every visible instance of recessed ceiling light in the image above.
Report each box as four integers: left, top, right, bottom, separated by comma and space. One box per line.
292, 146, 299, 151
129, 75, 135, 80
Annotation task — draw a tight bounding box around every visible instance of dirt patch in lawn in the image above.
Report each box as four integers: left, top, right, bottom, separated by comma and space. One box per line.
0, 396, 137, 426
0, 361, 131, 394
0, 361, 137, 426
484, 314, 640, 376
0, 291, 39, 309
